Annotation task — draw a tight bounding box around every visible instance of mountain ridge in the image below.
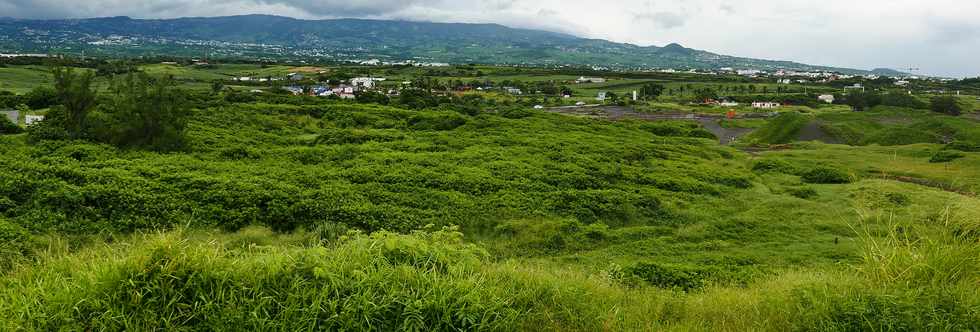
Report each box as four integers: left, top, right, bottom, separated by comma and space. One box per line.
0, 14, 897, 75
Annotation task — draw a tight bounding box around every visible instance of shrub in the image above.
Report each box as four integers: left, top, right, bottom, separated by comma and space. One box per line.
0, 219, 31, 269
25, 116, 70, 143
930, 96, 962, 116
640, 122, 687, 137
929, 150, 965, 163
621, 262, 707, 291
752, 159, 797, 174
408, 112, 468, 130
945, 141, 980, 152
499, 107, 534, 119
802, 166, 854, 184
313, 128, 404, 145
788, 186, 818, 199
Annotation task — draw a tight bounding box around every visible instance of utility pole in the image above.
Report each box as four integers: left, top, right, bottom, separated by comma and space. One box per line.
906, 66, 920, 95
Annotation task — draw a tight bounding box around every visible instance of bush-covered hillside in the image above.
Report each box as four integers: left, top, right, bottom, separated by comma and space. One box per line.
1, 66, 979, 330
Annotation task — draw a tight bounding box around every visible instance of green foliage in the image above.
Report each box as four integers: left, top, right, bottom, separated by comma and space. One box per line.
880, 93, 927, 109
493, 219, 610, 254
621, 262, 709, 290
498, 107, 534, 119
0, 219, 31, 269
23, 85, 57, 110
615, 260, 761, 291
91, 73, 191, 151
24, 109, 70, 142
752, 159, 798, 174
408, 111, 468, 130
51, 67, 97, 138
842, 92, 878, 112
930, 96, 962, 116
816, 109, 980, 147
945, 141, 980, 152
802, 166, 854, 184
746, 112, 809, 144
787, 186, 818, 199
0, 229, 631, 331
639, 121, 717, 139
313, 128, 405, 145
692, 88, 719, 102
929, 150, 965, 163
639, 83, 665, 100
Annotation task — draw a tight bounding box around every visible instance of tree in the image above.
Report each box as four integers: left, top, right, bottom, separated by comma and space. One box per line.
693, 88, 719, 103
52, 67, 97, 138
930, 96, 962, 116
843, 92, 882, 112
98, 73, 191, 150
23, 86, 57, 110
639, 83, 665, 100
211, 80, 225, 95
356, 91, 390, 105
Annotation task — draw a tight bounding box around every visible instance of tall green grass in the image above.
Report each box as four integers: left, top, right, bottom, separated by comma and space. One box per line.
745, 112, 810, 145
2, 206, 978, 331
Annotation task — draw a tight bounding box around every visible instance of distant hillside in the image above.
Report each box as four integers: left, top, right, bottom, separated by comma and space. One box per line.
0, 15, 880, 74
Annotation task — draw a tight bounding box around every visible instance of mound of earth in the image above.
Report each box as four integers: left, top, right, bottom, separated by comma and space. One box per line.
797, 121, 842, 144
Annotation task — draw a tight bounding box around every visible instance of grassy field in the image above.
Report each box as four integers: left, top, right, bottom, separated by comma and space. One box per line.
0, 66, 54, 94
1, 64, 979, 330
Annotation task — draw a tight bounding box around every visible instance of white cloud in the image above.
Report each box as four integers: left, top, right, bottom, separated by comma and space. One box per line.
1, 0, 977, 77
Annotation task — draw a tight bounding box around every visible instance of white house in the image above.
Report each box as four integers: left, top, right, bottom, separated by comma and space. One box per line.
752, 102, 781, 109
533, 105, 544, 109
596, 92, 607, 101
720, 101, 739, 107
576, 76, 606, 84
351, 77, 386, 89
505, 88, 523, 95
818, 94, 835, 104
283, 86, 304, 95
24, 115, 44, 126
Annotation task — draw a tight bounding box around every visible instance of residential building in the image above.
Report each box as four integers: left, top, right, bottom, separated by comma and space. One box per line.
818, 94, 835, 103
576, 76, 606, 84
283, 86, 303, 95
351, 77, 386, 89
596, 92, 607, 101
752, 102, 781, 109
24, 115, 44, 126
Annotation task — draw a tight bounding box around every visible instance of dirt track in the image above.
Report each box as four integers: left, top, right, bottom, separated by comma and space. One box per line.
543, 106, 771, 145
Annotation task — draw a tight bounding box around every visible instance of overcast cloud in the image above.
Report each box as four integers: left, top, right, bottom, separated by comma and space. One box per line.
1, 0, 977, 77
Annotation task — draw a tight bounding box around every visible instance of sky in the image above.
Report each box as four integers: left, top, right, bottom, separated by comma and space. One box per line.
2, 0, 978, 77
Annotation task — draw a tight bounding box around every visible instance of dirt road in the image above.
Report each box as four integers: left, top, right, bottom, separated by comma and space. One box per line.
543, 105, 770, 145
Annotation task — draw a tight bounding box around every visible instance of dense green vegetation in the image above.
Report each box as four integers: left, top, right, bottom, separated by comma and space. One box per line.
1, 63, 978, 330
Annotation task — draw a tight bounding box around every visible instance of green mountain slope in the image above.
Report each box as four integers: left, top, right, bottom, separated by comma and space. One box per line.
0, 15, 874, 73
